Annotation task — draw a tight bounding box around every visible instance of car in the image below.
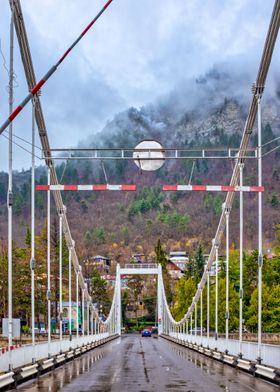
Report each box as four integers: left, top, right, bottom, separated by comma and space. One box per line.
141, 329, 151, 337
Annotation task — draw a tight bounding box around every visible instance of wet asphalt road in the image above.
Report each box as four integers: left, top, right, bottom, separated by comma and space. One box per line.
16, 335, 279, 392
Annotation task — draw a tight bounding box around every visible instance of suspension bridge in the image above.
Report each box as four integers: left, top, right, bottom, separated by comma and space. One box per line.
0, 0, 280, 390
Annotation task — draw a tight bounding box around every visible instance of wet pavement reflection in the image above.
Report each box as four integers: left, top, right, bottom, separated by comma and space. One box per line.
16, 335, 279, 392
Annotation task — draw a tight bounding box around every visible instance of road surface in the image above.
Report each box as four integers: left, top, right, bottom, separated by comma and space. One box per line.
17, 335, 279, 392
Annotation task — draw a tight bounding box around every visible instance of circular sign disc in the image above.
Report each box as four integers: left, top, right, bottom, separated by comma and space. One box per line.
133, 140, 165, 171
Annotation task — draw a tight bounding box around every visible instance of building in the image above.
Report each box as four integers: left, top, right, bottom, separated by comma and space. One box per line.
169, 251, 189, 272
132, 253, 146, 263
102, 274, 129, 289
51, 301, 81, 332
89, 255, 111, 273
167, 260, 184, 279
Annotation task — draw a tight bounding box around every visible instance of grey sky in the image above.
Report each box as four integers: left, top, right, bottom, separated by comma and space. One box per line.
0, 0, 278, 171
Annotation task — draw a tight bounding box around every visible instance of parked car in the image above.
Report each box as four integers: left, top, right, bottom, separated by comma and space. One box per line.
141, 329, 152, 337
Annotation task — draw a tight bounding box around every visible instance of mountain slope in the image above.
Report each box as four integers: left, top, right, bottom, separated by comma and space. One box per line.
0, 68, 279, 260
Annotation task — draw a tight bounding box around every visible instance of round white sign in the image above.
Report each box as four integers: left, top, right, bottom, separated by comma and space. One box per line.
133, 140, 165, 171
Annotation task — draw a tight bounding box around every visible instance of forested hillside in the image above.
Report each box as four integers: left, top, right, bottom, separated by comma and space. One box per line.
0, 68, 280, 261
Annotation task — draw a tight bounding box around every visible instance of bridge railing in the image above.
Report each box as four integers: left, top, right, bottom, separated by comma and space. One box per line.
170, 333, 280, 369
0, 333, 110, 372
124, 263, 158, 269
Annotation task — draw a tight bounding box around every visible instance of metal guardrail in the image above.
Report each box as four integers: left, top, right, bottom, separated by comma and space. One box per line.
0, 333, 109, 372
171, 333, 280, 369
124, 264, 158, 269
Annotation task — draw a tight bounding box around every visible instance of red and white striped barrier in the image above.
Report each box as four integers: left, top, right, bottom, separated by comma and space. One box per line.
1, 344, 22, 354
36, 184, 136, 191
163, 185, 264, 192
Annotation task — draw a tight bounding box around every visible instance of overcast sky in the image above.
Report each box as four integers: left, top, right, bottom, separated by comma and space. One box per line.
0, 0, 279, 171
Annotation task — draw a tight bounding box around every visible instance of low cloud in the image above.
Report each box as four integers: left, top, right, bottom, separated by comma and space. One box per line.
0, 0, 278, 170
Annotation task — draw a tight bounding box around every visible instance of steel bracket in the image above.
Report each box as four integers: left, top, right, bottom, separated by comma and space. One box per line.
30, 258, 36, 270
7, 191, 13, 207
258, 254, 263, 267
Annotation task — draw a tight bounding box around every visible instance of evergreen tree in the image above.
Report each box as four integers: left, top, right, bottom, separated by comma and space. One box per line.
25, 227, 31, 246
155, 239, 167, 271
193, 243, 205, 283
91, 269, 109, 308
154, 239, 172, 303
184, 256, 194, 278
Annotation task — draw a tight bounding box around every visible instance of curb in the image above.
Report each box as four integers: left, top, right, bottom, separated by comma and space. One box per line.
160, 334, 280, 385
0, 334, 119, 391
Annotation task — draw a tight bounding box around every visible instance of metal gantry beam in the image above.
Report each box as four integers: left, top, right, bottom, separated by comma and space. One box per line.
43, 147, 258, 161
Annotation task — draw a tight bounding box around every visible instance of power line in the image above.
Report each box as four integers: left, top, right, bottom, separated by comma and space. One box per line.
0, 38, 19, 95
262, 144, 280, 157
0, 38, 9, 76
0, 132, 42, 160
261, 135, 280, 147
3, 128, 42, 151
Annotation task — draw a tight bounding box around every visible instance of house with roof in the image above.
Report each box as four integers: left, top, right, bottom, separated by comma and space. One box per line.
169, 251, 189, 272
167, 260, 184, 279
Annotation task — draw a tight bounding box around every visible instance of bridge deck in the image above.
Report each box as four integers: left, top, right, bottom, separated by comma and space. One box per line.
17, 335, 278, 392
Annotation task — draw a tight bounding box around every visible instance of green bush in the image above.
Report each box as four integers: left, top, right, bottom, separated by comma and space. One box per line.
128, 186, 165, 217
22, 325, 29, 334
157, 211, 189, 227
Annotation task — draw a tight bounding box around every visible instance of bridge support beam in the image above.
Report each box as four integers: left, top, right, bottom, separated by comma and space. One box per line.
224, 205, 230, 353
215, 244, 219, 341
239, 162, 244, 357
116, 264, 122, 335
157, 264, 163, 334
257, 90, 263, 363
59, 212, 63, 347
47, 167, 51, 356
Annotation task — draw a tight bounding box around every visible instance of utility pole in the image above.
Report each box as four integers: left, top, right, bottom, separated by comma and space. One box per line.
30, 99, 36, 363
7, 1, 14, 370
239, 162, 244, 357
224, 205, 230, 353
256, 85, 264, 363
47, 166, 51, 356
215, 244, 219, 341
